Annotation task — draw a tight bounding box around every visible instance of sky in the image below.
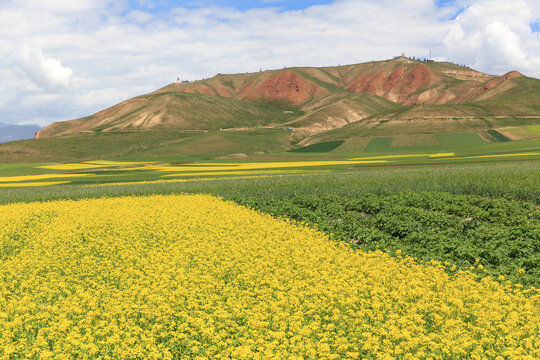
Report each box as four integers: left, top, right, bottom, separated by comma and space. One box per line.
0, 0, 539, 127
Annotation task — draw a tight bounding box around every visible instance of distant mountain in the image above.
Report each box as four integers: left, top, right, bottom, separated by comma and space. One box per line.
0, 123, 41, 143
2, 58, 538, 162
35, 58, 540, 141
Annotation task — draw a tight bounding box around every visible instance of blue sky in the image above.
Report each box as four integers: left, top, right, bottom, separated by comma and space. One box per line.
128, 0, 337, 12
127, 0, 470, 13
1, 0, 539, 126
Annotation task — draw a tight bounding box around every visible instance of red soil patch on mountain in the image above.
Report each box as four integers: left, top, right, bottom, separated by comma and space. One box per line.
364, 71, 387, 95
474, 71, 523, 97
239, 70, 324, 106
216, 86, 234, 97
176, 61, 504, 107
180, 84, 217, 95
195, 85, 216, 95
237, 81, 256, 96
383, 67, 404, 91
347, 64, 434, 105
346, 71, 385, 94
392, 64, 433, 105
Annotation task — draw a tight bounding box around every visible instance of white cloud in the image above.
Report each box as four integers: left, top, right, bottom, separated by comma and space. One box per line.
12, 46, 73, 90
444, 0, 540, 75
0, 0, 539, 127
126, 10, 156, 24
0, 0, 115, 14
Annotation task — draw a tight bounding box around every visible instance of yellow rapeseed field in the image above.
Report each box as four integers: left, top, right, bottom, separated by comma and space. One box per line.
0, 174, 93, 183
39, 161, 148, 171
0, 195, 538, 359
441, 152, 540, 160
0, 181, 72, 188
349, 153, 455, 160
157, 160, 387, 174
160, 170, 312, 178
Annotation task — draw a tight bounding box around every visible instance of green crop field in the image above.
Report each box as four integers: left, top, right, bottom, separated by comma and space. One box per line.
486, 129, 511, 142
437, 132, 488, 147
364, 137, 393, 151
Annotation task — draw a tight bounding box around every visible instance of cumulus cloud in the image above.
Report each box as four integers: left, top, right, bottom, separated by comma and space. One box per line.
12, 46, 73, 90
0, 0, 539, 127
444, 0, 540, 75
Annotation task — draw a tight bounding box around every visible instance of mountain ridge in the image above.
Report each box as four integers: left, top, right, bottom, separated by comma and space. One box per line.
28, 58, 540, 158
0, 123, 41, 144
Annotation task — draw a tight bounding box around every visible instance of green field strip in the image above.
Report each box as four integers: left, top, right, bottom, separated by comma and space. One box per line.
486, 129, 511, 142
365, 137, 393, 151
437, 133, 488, 148
478, 130, 499, 143
289, 140, 345, 153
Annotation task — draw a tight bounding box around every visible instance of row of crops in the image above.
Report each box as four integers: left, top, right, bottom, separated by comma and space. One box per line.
1, 161, 539, 204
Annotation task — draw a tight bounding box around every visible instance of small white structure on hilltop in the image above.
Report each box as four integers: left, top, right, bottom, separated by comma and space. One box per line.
393, 53, 406, 59
176, 77, 181, 83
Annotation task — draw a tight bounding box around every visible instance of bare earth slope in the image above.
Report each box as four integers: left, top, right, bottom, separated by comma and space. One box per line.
26, 58, 540, 158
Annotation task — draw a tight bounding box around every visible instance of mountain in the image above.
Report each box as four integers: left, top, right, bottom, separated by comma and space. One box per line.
0, 123, 41, 143
36, 59, 540, 139
4, 58, 540, 162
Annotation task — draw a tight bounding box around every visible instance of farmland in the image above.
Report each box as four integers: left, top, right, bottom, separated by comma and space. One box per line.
1, 195, 539, 359
0, 137, 539, 188
1, 140, 539, 359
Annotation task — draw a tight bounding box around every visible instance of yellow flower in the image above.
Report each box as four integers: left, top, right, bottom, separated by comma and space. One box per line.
0, 194, 538, 359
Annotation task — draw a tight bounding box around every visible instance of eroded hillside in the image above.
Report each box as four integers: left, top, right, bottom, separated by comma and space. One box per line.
24, 58, 540, 159
37, 59, 537, 137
